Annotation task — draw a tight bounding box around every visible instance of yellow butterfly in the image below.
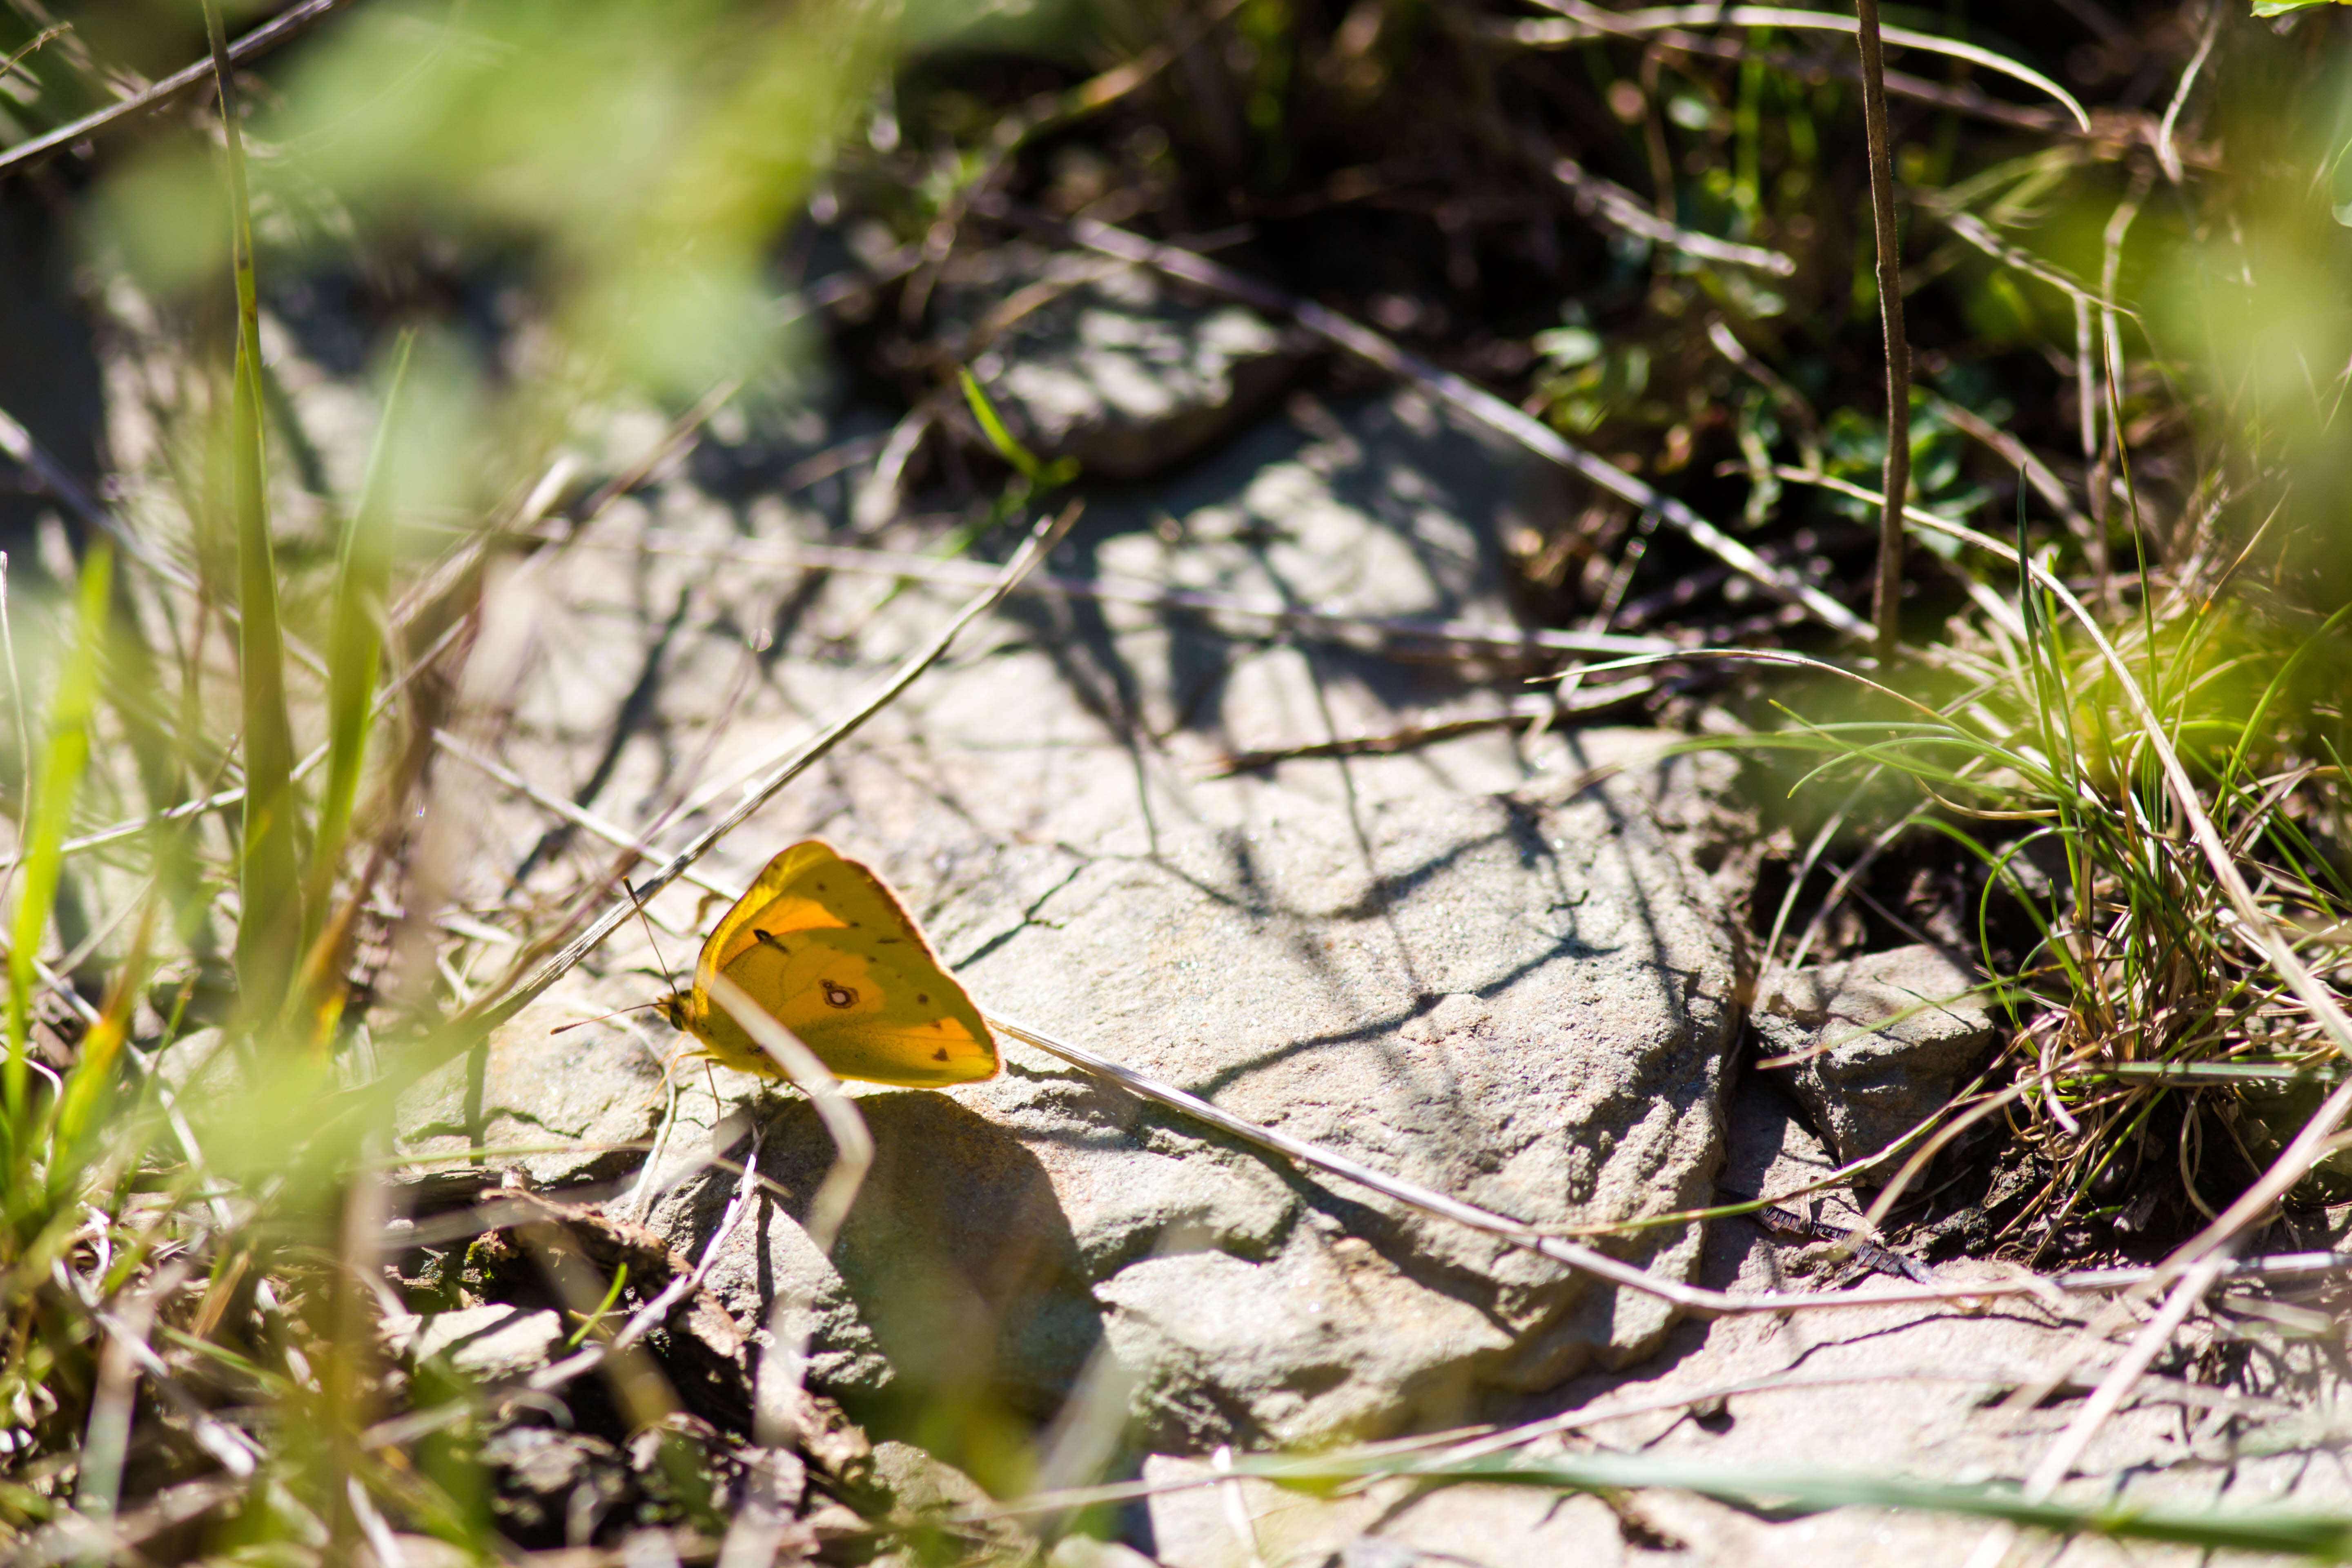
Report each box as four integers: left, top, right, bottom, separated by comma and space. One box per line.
656, 840, 998, 1087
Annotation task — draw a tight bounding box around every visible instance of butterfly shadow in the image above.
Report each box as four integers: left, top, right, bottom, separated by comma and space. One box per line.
686, 1089, 1103, 1492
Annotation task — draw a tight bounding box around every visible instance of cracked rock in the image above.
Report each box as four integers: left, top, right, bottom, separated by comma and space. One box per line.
1752, 944, 1998, 1167
510, 385, 1755, 1453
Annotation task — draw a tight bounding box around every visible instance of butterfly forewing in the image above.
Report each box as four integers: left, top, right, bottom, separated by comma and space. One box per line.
681, 840, 997, 1087
700, 842, 843, 983
697, 842, 931, 986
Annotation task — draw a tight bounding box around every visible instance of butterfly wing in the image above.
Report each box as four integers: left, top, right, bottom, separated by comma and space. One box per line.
706, 926, 996, 1086
683, 840, 997, 1087
693, 841, 853, 1000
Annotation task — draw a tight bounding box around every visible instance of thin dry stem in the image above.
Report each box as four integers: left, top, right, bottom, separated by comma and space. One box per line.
983, 1012, 2238, 1317
0, 0, 351, 176
1854, 0, 1911, 664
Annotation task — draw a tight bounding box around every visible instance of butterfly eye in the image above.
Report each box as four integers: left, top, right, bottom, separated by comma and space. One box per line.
821, 981, 858, 1009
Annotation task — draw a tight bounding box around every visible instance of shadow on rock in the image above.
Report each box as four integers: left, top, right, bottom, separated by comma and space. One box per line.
688, 1089, 1103, 1493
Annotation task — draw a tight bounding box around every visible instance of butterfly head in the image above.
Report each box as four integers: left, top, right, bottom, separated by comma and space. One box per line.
655, 990, 691, 1032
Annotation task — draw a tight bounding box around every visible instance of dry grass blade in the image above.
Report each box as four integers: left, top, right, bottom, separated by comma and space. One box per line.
2155, 6, 2223, 185
2025, 1245, 2235, 1496
703, 969, 875, 1498
1517, 0, 2092, 130
1548, 152, 1796, 275
430, 729, 736, 900
1930, 208, 2134, 319
1488, 15, 2067, 133
0, 408, 190, 589
704, 976, 873, 1262
1959, 1245, 2241, 1568
1929, 394, 2090, 541
984, 1013, 2192, 1316
565, 376, 745, 531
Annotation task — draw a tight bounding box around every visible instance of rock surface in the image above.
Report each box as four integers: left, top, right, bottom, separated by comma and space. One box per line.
471, 382, 1756, 1455
938, 246, 1305, 480
404, 1305, 567, 1382
396, 990, 672, 1188
275, 276, 2352, 1568
1751, 944, 1998, 1167
1138, 1078, 2352, 1567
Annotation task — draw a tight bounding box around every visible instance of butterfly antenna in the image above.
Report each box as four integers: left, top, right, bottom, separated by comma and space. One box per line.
550, 1001, 664, 1035
626, 877, 682, 996
550, 882, 685, 1037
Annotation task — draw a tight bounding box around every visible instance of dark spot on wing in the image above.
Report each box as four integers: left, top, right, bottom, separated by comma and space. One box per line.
933, 1048, 950, 1062
916, 993, 929, 1005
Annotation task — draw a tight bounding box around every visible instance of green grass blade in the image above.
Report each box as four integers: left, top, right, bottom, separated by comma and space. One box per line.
302, 332, 413, 952
1245, 1449, 2352, 1558
49, 909, 152, 1172
958, 365, 1077, 492
958, 365, 1045, 483
205, 0, 303, 1022
2222, 604, 2352, 792
6, 546, 112, 1123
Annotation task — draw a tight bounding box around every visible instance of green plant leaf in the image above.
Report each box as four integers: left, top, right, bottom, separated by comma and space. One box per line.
6, 546, 111, 1125
205, 0, 303, 1025
303, 333, 413, 952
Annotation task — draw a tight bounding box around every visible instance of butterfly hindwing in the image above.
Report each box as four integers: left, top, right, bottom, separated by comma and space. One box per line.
678, 840, 997, 1087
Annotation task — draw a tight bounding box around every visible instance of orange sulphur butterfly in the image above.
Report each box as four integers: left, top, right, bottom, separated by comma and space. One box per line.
656, 840, 998, 1087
